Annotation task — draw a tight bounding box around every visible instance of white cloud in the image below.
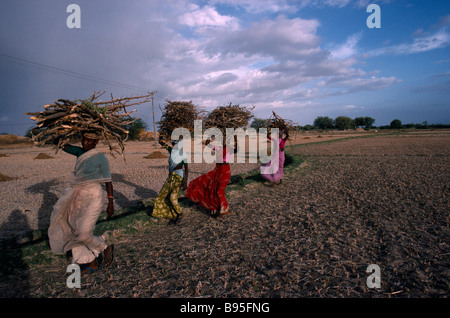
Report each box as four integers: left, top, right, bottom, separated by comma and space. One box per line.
368, 28, 450, 56
208, 0, 385, 13
179, 5, 239, 31
334, 76, 401, 94
294, 0, 387, 9
2, 0, 449, 136
210, 0, 300, 13
437, 14, 450, 28
3, 0, 401, 121
208, 15, 321, 59
330, 33, 362, 60
322, 0, 351, 8
143, 4, 401, 111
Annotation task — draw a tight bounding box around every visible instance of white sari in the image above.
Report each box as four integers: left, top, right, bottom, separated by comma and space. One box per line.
48, 149, 111, 264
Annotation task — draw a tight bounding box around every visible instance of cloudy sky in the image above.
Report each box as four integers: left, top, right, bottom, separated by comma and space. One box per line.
0, 0, 449, 135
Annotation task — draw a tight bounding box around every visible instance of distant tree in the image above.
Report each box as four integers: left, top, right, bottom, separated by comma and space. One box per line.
125, 117, 148, 140
313, 116, 334, 129
302, 124, 315, 131
24, 127, 34, 138
354, 116, 375, 129
250, 118, 268, 129
390, 119, 403, 129
335, 116, 354, 130
354, 117, 365, 127
363, 117, 375, 129
403, 123, 417, 129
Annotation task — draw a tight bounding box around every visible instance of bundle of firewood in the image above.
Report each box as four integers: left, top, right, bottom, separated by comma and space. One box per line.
25, 90, 155, 157
157, 100, 204, 142
204, 103, 254, 136
264, 111, 296, 135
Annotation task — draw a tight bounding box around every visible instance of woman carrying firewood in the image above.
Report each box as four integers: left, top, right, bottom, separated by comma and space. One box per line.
260, 128, 289, 186
186, 136, 238, 218
151, 137, 189, 225
48, 132, 115, 274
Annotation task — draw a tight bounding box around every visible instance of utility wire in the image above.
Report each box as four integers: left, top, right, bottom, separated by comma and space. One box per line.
0, 52, 150, 92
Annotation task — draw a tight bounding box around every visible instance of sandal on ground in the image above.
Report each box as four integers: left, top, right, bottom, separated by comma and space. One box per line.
80, 260, 101, 275
168, 217, 184, 225
216, 211, 230, 219
81, 266, 101, 275
102, 245, 114, 267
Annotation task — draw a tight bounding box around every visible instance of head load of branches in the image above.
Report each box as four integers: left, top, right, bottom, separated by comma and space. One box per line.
157, 100, 254, 147
264, 111, 296, 139
25, 90, 155, 158
204, 103, 254, 135
157, 100, 204, 144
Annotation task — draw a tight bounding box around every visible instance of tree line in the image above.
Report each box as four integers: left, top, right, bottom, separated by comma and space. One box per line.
312, 116, 375, 130
251, 116, 450, 131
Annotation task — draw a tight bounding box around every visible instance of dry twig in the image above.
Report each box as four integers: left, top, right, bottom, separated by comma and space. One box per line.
25, 90, 155, 158
264, 111, 297, 134
157, 100, 204, 142
204, 103, 254, 136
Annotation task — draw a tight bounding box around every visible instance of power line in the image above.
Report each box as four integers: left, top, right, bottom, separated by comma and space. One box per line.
0, 52, 150, 92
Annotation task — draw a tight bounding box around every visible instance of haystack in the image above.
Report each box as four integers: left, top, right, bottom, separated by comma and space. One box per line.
144, 151, 168, 159
0, 173, 15, 182
34, 153, 54, 160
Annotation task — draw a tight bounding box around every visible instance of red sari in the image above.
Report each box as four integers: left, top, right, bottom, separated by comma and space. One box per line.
186, 146, 232, 213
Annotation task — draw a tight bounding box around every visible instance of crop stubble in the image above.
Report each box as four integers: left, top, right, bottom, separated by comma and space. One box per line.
1, 131, 449, 297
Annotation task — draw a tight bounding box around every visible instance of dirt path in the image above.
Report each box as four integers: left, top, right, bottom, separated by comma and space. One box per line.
1, 132, 449, 298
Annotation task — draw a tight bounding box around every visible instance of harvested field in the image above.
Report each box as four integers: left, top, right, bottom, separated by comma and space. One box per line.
0, 135, 33, 149
0, 130, 449, 298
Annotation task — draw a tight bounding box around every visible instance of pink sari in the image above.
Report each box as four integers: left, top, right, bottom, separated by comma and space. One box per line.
260, 138, 286, 182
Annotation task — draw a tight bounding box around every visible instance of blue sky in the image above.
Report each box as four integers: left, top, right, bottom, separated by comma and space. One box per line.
0, 0, 449, 135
